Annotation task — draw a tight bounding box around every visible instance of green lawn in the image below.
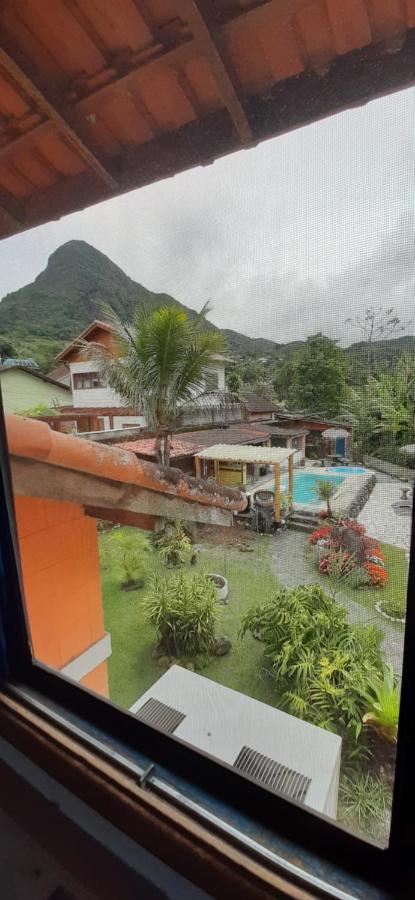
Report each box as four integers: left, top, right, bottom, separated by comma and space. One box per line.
101, 528, 280, 710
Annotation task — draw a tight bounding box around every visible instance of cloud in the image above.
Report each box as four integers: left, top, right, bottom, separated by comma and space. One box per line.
0, 85, 413, 346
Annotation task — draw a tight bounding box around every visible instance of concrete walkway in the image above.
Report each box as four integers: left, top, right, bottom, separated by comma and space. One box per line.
268, 530, 404, 676
357, 471, 411, 552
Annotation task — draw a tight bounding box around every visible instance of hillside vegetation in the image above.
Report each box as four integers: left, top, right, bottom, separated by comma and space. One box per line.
0, 239, 413, 373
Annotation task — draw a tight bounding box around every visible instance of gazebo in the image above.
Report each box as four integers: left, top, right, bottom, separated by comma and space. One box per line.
194, 444, 295, 522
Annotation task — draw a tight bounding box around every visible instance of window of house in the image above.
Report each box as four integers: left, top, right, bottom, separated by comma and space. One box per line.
0, 7, 415, 892
73, 372, 107, 390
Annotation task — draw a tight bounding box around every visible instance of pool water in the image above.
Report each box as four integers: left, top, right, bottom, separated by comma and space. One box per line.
281, 471, 345, 505
329, 466, 367, 475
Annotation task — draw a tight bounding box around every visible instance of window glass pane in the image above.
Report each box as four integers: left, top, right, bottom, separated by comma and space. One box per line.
2, 83, 413, 851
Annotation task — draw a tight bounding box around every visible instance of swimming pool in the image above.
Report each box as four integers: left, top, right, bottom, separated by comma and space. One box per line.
281, 471, 344, 505
280, 467, 367, 506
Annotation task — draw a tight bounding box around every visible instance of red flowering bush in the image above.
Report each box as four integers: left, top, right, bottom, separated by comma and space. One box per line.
318, 510, 329, 519
364, 563, 388, 586
309, 519, 388, 588
308, 526, 332, 545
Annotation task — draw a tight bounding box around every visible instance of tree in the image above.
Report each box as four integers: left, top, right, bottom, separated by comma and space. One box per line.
0, 339, 16, 360
226, 370, 242, 394
286, 334, 347, 415
88, 303, 226, 465
345, 306, 411, 375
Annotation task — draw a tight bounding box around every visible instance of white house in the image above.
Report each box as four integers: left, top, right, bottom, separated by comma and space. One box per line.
54, 320, 231, 433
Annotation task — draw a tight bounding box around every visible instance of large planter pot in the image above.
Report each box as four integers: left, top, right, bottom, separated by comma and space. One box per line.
207, 574, 229, 603
375, 600, 406, 625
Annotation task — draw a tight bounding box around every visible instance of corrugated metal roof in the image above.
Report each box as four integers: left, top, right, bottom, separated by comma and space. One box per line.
0, 2, 413, 240
196, 444, 294, 464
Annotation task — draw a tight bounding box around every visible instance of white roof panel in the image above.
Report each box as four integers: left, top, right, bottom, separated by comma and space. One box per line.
195, 443, 294, 464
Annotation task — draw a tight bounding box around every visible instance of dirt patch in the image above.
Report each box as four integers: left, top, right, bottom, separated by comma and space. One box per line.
193, 522, 257, 549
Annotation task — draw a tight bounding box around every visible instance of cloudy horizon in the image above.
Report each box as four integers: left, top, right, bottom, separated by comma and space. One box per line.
0, 84, 414, 348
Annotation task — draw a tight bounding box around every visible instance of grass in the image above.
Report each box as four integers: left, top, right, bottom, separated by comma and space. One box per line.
101, 528, 280, 710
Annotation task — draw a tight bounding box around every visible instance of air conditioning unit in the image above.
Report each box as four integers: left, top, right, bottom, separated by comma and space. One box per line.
130, 666, 341, 819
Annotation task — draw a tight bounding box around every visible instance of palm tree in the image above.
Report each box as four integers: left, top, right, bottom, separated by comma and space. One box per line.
314, 479, 337, 518
85, 302, 226, 465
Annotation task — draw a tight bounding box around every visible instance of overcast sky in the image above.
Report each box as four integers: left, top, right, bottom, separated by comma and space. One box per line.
0, 85, 414, 347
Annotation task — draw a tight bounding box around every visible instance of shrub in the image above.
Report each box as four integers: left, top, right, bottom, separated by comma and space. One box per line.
381, 598, 405, 620
145, 571, 219, 656
361, 665, 400, 743
339, 772, 390, 837
346, 567, 372, 589
364, 562, 388, 586
107, 529, 150, 588
153, 520, 192, 567
314, 479, 337, 516
240, 583, 383, 743
308, 519, 388, 587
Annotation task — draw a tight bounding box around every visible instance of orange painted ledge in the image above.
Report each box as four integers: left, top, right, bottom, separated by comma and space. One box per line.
5, 414, 247, 513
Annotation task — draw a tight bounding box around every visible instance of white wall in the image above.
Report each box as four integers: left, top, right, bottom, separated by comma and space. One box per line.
70, 360, 123, 409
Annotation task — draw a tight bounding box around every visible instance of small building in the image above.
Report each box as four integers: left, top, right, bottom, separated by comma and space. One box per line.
267, 425, 308, 466
0, 364, 71, 414
194, 443, 295, 522
116, 424, 272, 475
271, 412, 353, 460
54, 320, 145, 432
241, 393, 283, 422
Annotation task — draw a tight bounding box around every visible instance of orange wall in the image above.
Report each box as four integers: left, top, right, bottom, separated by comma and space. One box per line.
14, 495, 108, 696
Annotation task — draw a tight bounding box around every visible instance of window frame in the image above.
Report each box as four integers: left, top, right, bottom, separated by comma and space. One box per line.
1, 391, 415, 892
73, 371, 107, 390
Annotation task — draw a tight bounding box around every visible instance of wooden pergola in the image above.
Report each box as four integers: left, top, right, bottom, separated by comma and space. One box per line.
195, 443, 295, 522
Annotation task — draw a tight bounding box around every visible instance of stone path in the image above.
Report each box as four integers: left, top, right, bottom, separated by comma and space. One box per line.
268, 530, 404, 676
357, 471, 411, 552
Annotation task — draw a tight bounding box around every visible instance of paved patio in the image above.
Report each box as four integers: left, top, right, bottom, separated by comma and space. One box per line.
357, 472, 411, 552
269, 530, 404, 676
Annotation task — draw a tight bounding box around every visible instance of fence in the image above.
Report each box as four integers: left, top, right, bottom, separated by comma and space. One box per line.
363, 455, 413, 480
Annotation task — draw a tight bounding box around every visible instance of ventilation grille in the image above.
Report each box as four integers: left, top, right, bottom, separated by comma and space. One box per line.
233, 746, 311, 803
135, 697, 186, 734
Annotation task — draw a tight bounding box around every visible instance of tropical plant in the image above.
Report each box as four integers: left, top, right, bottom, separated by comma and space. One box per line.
381, 598, 405, 620
344, 353, 415, 457
361, 665, 400, 743
314, 479, 337, 517
153, 520, 192, 567
84, 302, 226, 464
107, 529, 150, 589
227, 370, 242, 394
18, 402, 58, 417
145, 571, 219, 656
339, 772, 390, 836
308, 520, 388, 588
240, 584, 383, 744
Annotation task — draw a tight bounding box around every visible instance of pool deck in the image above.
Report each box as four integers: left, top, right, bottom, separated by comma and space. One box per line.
357, 471, 411, 552
248, 466, 367, 515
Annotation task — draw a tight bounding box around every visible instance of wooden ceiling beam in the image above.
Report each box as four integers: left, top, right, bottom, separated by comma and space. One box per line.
0, 187, 24, 231
17, 28, 415, 239
0, 47, 117, 191
186, 0, 253, 143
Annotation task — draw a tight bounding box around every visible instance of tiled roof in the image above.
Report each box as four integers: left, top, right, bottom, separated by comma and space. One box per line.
116, 424, 271, 458
6, 415, 246, 513
241, 393, 282, 413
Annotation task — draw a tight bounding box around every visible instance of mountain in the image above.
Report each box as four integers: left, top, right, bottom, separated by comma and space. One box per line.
0, 240, 413, 373
0, 240, 277, 365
